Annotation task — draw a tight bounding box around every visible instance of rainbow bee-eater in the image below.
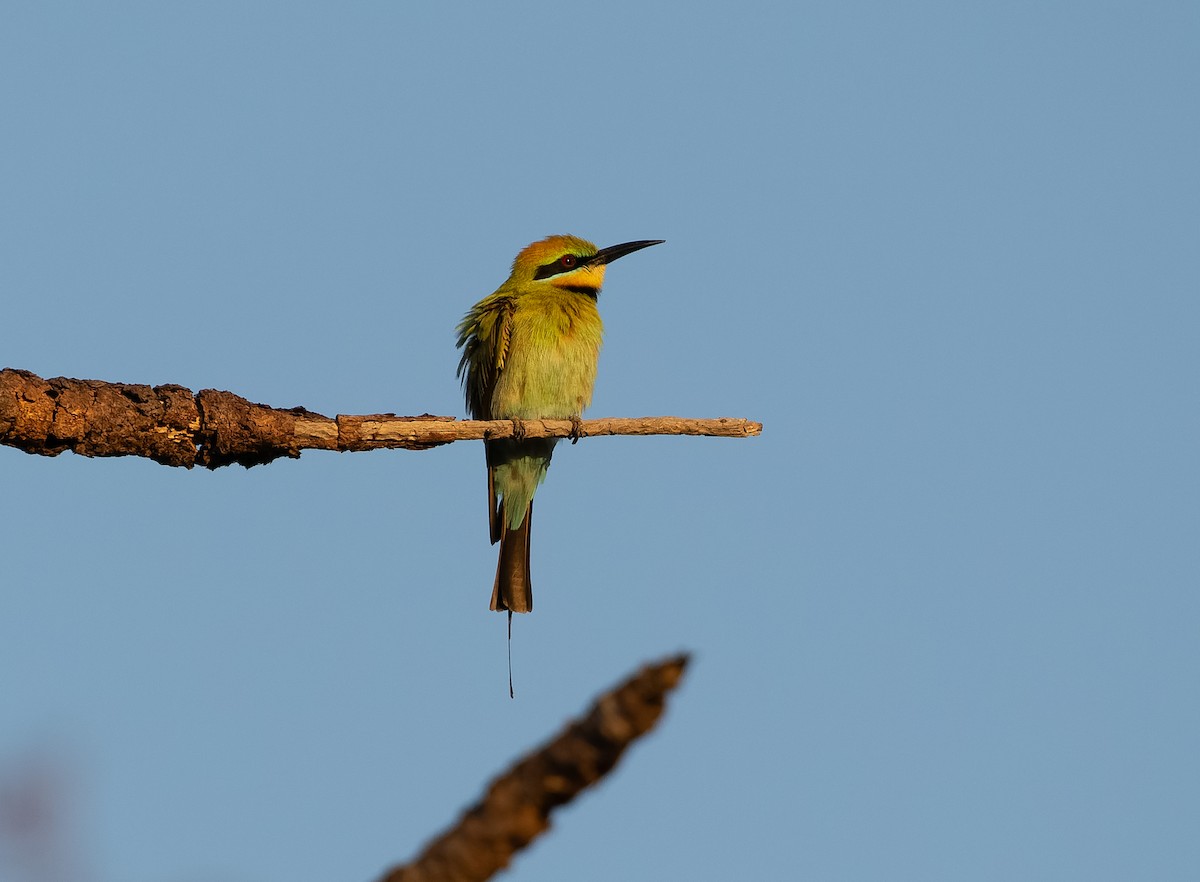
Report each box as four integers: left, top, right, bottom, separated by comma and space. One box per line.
456, 235, 664, 614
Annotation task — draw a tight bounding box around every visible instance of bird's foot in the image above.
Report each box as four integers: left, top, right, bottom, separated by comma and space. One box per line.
569, 416, 585, 445
510, 418, 526, 441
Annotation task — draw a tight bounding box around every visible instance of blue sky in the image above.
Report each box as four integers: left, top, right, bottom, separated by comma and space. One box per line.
2, 3, 1197, 880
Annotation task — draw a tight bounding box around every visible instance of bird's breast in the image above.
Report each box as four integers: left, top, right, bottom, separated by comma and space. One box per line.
490, 293, 603, 421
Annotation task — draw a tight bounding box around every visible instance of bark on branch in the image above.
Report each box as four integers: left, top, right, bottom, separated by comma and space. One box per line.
377, 654, 690, 882
0, 368, 761, 469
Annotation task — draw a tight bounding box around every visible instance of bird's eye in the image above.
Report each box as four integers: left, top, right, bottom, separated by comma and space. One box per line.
560, 255, 577, 269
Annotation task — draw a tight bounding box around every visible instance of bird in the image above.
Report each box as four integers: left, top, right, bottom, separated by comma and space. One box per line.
456, 234, 664, 615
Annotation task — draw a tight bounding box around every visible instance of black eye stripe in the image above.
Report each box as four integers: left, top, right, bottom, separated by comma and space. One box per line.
533, 254, 590, 280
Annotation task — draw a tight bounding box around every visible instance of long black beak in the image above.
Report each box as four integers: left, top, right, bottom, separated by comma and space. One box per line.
588, 239, 665, 266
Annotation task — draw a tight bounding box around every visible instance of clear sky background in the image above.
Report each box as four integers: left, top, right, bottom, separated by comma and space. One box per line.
1, 3, 1197, 881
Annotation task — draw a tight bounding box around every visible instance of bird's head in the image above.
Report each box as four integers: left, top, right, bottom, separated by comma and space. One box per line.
509, 234, 664, 296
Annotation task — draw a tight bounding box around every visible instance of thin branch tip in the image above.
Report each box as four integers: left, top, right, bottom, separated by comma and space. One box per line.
377, 652, 691, 882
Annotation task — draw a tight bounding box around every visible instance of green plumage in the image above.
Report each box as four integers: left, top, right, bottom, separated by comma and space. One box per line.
456, 234, 662, 613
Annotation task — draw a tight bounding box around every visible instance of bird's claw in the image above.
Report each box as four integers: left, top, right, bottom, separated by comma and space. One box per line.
510, 419, 526, 441
569, 416, 585, 444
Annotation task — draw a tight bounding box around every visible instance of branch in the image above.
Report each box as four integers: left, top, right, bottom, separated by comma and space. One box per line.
377, 654, 690, 882
0, 369, 761, 469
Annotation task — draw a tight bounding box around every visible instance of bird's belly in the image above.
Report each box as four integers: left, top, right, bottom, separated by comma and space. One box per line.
491, 312, 601, 420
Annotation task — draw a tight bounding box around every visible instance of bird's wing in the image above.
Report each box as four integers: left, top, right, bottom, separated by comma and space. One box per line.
456, 294, 516, 544
455, 293, 515, 420
486, 452, 501, 544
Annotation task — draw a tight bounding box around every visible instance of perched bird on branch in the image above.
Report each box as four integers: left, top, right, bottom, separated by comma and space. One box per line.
456, 235, 663, 614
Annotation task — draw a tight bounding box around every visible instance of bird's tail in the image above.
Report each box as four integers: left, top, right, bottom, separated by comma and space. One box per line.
491, 503, 532, 613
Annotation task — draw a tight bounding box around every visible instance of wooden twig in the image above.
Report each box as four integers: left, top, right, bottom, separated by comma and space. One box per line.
0, 368, 761, 469
377, 654, 690, 882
